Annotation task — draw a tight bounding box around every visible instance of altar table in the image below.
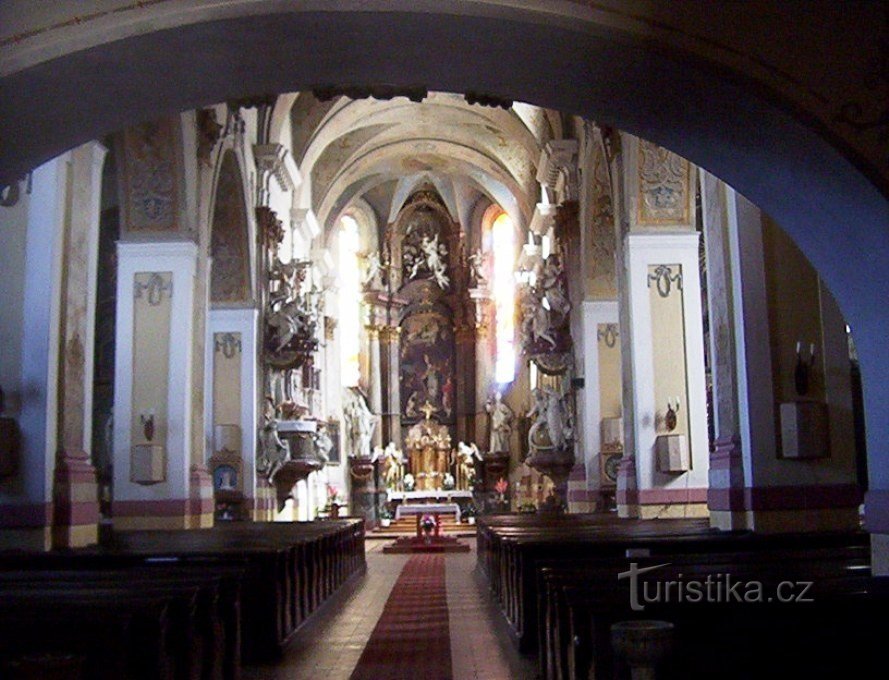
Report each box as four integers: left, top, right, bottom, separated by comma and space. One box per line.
395, 502, 461, 523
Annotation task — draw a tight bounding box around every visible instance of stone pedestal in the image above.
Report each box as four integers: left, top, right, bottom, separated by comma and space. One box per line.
188, 465, 214, 528
52, 450, 99, 548
655, 435, 690, 473
780, 401, 829, 459
349, 455, 379, 525
526, 448, 575, 507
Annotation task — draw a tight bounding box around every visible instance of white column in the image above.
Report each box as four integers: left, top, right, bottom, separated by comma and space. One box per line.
112, 241, 197, 529
0, 155, 68, 549
207, 307, 260, 505
626, 233, 709, 517
581, 300, 620, 491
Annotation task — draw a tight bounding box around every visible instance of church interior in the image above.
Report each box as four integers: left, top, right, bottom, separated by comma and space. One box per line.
0, 2, 887, 678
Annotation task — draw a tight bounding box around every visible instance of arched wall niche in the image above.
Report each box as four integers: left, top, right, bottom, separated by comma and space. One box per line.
209, 149, 251, 304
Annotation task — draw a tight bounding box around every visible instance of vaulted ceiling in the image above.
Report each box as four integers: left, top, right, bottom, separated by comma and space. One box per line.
289, 91, 562, 231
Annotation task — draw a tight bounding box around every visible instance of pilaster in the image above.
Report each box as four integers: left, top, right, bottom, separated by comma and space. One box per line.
0, 154, 68, 550
53, 142, 107, 548
112, 241, 198, 530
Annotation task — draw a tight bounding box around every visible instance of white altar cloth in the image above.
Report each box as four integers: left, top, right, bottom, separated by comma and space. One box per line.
387, 490, 472, 502
395, 502, 461, 523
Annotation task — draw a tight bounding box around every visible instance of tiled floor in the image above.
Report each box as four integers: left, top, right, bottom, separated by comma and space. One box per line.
243, 539, 537, 679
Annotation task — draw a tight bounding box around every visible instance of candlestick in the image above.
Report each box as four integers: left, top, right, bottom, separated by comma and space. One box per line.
796, 341, 801, 355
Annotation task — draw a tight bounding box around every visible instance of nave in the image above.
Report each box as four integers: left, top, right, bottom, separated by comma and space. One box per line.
245, 540, 535, 680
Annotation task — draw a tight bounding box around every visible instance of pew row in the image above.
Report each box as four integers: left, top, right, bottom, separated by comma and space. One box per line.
0, 519, 365, 677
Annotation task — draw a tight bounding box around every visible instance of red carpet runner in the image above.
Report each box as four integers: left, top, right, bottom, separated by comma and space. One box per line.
350, 554, 452, 680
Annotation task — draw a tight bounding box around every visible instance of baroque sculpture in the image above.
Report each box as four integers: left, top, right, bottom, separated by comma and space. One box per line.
344, 388, 377, 459
257, 399, 290, 480
517, 253, 571, 356
527, 387, 573, 453
486, 392, 514, 453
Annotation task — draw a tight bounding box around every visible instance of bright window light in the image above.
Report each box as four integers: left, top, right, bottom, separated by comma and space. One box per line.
492, 212, 516, 384
339, 215, 361, 387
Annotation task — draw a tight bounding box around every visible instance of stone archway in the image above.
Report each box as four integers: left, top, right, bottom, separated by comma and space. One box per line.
0, 1, 887, 552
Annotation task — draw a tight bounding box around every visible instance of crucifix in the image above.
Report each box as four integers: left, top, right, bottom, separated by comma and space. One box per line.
420, 400, 437, 421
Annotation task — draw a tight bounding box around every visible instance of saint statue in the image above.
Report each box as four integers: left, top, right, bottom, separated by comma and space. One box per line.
313, 423, 334, 464
344, 389, 377, 458
486, 392, 514, 453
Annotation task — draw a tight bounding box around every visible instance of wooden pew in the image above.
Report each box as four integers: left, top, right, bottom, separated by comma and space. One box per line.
536, 541, 876, 679
0, 518, 366, 676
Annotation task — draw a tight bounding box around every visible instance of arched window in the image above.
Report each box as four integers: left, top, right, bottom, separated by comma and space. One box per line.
491, 211, 516, 384
339, 215, 361, 387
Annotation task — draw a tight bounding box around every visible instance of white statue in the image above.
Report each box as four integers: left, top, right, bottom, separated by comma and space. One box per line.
409, 234, 450, 289
518, 285, 557, 350
362, 251, 384, 289
527, 387, 572, 451
540, 254, 570, 316
468, 249, 487, 287
259, 417, 289, 480
344, 389, 377, 458
486, 392, 514, 453
457, 441, 482, 490
381, 442, 405, 490
313, 423, 333, 463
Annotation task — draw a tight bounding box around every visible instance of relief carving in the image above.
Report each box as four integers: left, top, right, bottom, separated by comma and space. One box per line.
120, 118, 181, 232
637, 140, 691, 225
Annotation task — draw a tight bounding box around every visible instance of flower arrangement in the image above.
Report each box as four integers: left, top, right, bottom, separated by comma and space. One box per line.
326, 483, 343, 505
420, 514, 437, 534
494, 477, 509, 500
442, 472, 456, 490
403, 473, 416, 491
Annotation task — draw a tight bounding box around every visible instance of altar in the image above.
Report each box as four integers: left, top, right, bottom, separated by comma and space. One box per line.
403, 407, 454, 491
387, 490, 473, 502
395, 502, 461, 523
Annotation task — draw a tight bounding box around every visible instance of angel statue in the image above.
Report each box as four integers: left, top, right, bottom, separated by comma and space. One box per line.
518, 284, 557, 350
468, 249, 487, 287
527, 387, 572, 451
409, 234, 450, 289
381, 442, 405, 491
258, 401, 290, 480
457, 441, 482, 489
540, 254, 570, 317
362, 251, 385, 290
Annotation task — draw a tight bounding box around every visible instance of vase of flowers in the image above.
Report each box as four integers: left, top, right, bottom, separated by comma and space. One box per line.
379, 506, 393, 527
494, 477, 509, 510
420, 514, 436, 543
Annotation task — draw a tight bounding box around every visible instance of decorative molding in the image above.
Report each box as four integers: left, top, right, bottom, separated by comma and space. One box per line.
254, 143, 300, 192
537, 139, 579, 202
647, 264, 683, 298
196, 108, 222, 166
636, 139, 691, 225
597, 323, 619, 347
119, 117, 182, 232
255, 206, 284, 246
528, 202, 557, 236
214, 332, 242, 358
133, 272, 172, 305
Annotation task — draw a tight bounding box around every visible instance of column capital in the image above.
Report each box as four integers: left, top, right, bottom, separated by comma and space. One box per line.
378, 325, 401, 343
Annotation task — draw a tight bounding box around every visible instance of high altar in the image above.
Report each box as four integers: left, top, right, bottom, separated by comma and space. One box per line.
404, 404, 453, 491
